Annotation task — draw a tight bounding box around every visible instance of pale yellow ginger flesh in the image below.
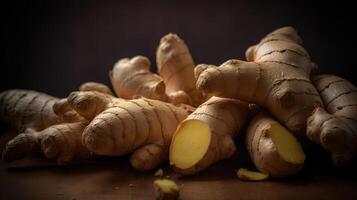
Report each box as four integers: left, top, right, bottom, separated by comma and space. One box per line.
170, 120, 211, 169
153, 179, 179, 200
170, 97, 250, 175
269, 123, 305, 164
237, 168, 269, 181
246, 113, 305, 177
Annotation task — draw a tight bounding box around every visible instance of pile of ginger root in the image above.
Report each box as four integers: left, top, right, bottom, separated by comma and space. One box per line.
1, 26, 357, 183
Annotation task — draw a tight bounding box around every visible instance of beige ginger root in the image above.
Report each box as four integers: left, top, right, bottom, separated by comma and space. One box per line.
196, 27, 322, 135
0, 90, 90, 163
4, 119, 91, 164
110, 56, 168, 101
79, 81, 114, 95
153, 179, 180, 200
246, 113, 305, 177
169, 97, 251, 175
67, 90, 191, 171
307, 75, 357, 166
157, 33, 203, 106
236, 168, 269, 181
0, 90, 63, 132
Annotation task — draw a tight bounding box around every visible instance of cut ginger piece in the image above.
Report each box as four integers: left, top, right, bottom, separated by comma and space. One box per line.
246, 113, 305, 177
155, 168, 164, 177
169, 97, 251, 175
153, 179, 180, 200
237, 168, 269, 181
170, 120, 211, 169
269, 123, 305, 164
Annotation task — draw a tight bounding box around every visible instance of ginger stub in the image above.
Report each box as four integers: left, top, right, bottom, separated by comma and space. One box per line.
156, 33, 204, 106
110, 56, 168, 101
170, 97, 251, 175
246, 113, 305, 177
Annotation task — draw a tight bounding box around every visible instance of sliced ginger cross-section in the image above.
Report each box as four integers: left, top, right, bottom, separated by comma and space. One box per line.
269, 123, 305, 164
170, 97, 251, 175
237, 168, 269, 181
170, 120, 211, 169
246, 113, 305, 177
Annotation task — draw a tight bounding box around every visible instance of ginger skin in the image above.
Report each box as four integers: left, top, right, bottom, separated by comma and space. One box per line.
0, 90, 63, 132
110, 56, 168, 101
79, 81, 114, 95
196, 27, 322, 135
307, 75, 357, 166
170, 97, 251, 175
67, 90, 191, 171
236, 168, 269, 181
156, 33, 203, 106
0, 90, 90, 163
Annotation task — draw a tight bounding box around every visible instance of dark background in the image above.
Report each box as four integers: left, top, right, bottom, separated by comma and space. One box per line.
1, 0, 356, 97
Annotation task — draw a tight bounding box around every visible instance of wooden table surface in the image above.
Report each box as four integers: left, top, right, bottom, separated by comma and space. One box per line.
1, 129, 357, 200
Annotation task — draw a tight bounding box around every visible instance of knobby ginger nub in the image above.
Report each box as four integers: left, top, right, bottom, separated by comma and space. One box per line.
246, 113, 305, 177
307, 74, 357, 166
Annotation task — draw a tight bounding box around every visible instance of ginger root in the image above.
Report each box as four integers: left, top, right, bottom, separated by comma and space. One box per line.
0, 90, 90, 163
170, 97, 251, 175
67, 90, 191, 171
236, 168, 269, 181
79, 81, 113, 95
246, 113, 305, 177
195, 27, 322, 135
0, 90, 64, 132
110, 56, 168, 101
307, 74, 357, 166
156, 33, 203, 106
153, 179, 179, 200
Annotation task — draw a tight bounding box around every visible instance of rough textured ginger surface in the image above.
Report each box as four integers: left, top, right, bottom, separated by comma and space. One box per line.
66, 90, 191, 171
196, 26, 323, 135
307, 74, 357, 166
246, 113, 305, 177
0, 89, 90, 164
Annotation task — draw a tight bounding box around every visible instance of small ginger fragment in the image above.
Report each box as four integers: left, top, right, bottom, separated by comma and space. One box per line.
153, 179, 179, 200
155, 168, 164, 177
237, 168, 269, 181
